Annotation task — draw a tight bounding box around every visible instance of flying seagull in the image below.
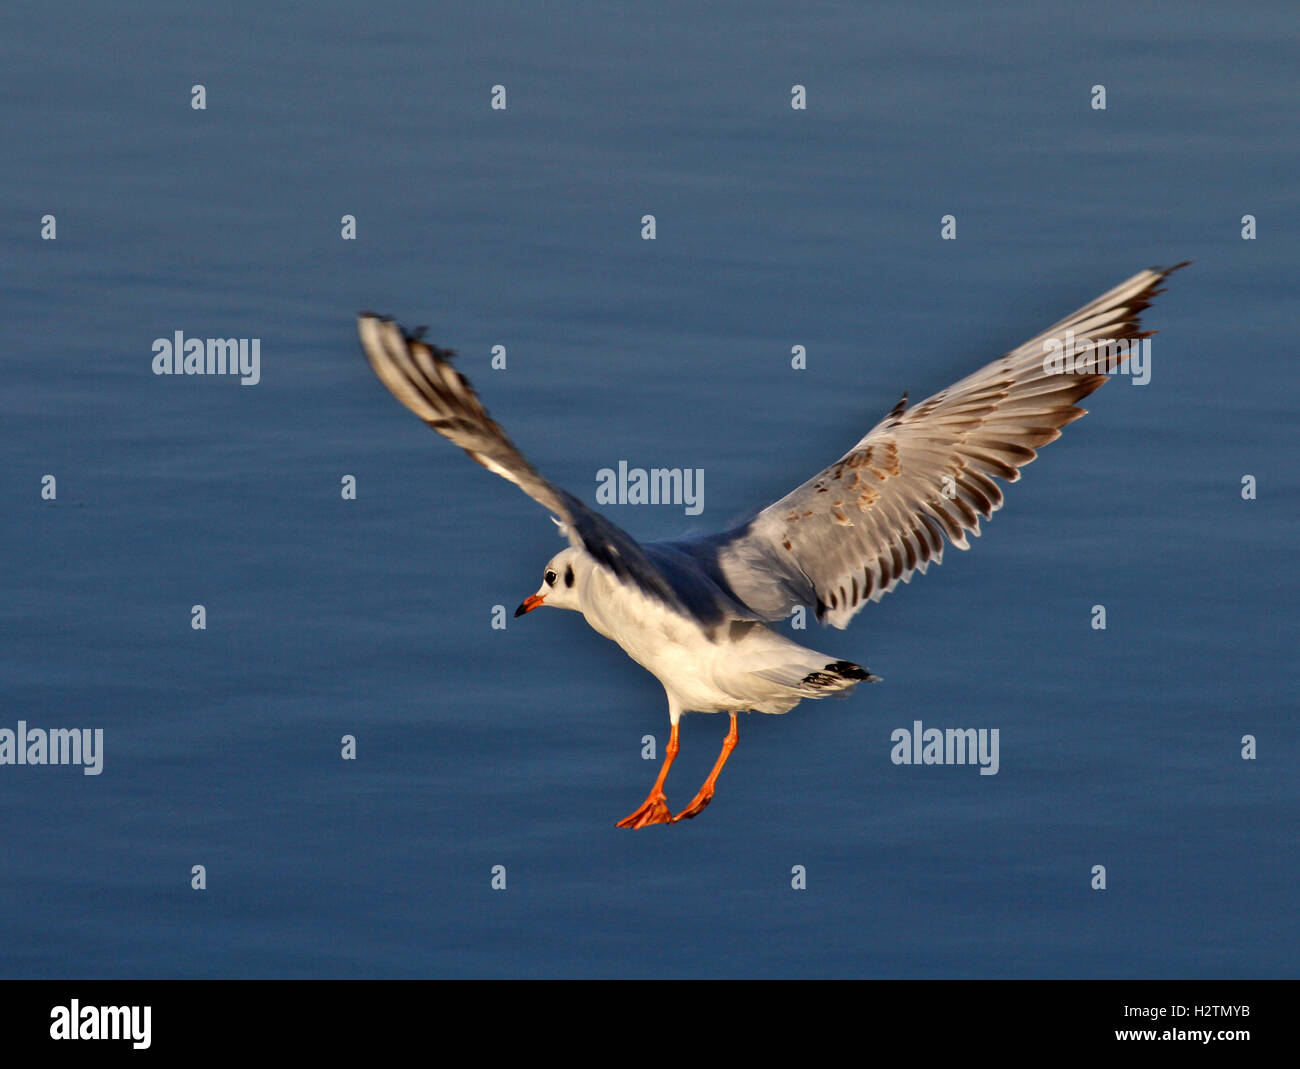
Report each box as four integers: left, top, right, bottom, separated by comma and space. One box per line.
357, 263, 1185, 828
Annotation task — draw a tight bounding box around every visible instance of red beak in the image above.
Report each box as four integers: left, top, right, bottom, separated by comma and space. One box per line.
514, 594, 545, 617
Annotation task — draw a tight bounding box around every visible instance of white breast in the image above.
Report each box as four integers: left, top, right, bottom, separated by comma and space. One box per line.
576, 564, 845, 716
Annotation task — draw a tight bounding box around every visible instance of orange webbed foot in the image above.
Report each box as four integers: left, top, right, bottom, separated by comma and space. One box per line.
670, 788, 715, 822
616, 792, 672, 829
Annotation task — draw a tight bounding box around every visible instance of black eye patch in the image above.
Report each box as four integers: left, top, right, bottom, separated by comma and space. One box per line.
564, 564, 575, 588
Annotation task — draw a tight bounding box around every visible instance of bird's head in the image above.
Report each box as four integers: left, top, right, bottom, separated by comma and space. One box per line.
515, 547, 584, 617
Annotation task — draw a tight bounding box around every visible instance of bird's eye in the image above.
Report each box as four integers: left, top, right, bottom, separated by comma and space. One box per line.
544, 569, 557, 586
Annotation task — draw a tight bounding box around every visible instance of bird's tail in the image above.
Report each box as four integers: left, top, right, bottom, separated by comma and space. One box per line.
752, 658, 881, 699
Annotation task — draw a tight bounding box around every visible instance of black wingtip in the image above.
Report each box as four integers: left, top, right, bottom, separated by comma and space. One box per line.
1148, 261, 1192, 293
801, 660, 881, 687
826, 659, 872, 680
359, 314, 458, 360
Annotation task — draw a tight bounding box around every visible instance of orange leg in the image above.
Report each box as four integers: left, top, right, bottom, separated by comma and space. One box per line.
671, 713, 738, 822
616, 722, 679, 829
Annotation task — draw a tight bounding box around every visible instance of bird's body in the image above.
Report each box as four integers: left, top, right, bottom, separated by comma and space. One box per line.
358, 263, 1186, 827
571, 549, 867, 718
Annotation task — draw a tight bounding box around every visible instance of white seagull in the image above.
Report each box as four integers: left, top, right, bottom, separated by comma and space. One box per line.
358, 264, 1185, 828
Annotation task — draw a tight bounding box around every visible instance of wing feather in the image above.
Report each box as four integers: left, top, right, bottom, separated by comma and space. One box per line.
357, 315, 716, 616
662, 263, 1188, 627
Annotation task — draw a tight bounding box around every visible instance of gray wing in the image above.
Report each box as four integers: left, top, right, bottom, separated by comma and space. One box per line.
357, 314, 743, 622
662, 264, 1187, 629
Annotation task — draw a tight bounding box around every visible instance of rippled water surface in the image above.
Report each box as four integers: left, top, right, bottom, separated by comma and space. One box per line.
1, 1, 1296, 977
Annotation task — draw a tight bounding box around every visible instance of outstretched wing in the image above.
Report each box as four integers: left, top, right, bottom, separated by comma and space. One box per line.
358, 314, 740, 621
662, 263, 1187, 628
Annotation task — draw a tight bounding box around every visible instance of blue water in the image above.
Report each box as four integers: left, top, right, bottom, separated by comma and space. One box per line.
2, 1, 1296, 978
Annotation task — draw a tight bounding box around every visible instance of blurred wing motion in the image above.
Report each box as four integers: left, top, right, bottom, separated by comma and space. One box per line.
666, 263, 1188, 628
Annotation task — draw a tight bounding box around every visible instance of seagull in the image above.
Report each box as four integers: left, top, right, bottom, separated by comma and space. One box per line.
358, 263, 1186, 828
